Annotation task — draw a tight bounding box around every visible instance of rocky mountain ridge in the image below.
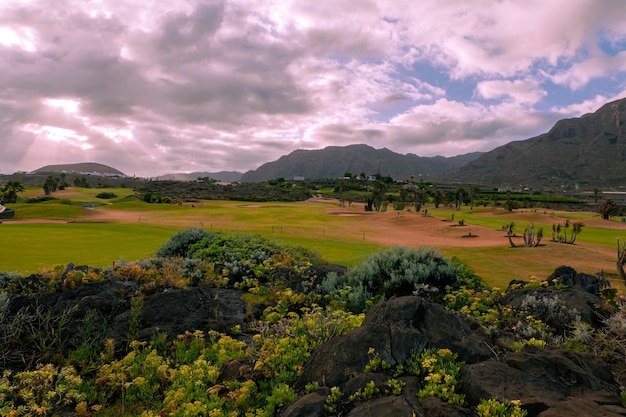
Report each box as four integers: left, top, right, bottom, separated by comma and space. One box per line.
454, 98, 626, 188
241, 144, 481, 182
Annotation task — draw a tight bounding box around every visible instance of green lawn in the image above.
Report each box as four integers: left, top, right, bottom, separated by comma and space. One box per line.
0, 198, 384, 273
0, 223, 177, 273
3, 190, 626, 289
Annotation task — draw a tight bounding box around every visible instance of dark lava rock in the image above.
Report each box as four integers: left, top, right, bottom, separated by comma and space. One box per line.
461, 349, 624, 416
547, 265, 609, 295
419, 397, 475, 417
280, 388, 330, 417
346, 396, 415, 417
501, 287, 605, 330
295, 296, 492, 391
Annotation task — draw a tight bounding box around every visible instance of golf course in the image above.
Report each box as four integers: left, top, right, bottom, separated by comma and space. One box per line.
2, 186, 625, 289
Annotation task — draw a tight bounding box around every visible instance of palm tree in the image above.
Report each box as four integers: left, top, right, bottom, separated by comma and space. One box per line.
469, 185, 481, 209
1, 180, 25, 203
592, 188, 601, 205
454, 187, 465, 211
370, 180, 387, 212
43, 176, 59, 196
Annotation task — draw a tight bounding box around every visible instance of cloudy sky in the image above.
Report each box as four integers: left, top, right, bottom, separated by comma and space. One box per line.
1, 0, 626, 177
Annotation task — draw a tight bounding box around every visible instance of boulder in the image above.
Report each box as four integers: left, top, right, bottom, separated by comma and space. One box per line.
295, 296, 492, 391
536, 398, 626, 417
419, 397, 475, 417
501, 287, 604, 330
280, 388, 329, 417
461, 349, 624, 416
5, 278, 249, 360
547, 265, 608, 295
346, 396, 415, 417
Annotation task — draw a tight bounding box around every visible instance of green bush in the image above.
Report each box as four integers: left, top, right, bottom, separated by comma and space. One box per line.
187, 231, 320, 286
321, 246, 460, 312
26, 196, 58, 203
96, 192, 117, 199
156, 228, 214, 258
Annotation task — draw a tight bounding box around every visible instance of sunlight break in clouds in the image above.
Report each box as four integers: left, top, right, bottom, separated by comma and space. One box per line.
0, 0, 625, 176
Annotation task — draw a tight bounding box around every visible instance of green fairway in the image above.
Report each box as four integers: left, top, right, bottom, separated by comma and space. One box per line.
0, 196, 385, 273
3, 188, 626, 289
0, 223, 176, 273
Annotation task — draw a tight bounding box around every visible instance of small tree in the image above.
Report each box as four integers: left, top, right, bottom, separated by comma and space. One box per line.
552, 220, 583, 244
43, 176, 58, 196
74, 176, 89, 188
504, 192, 517, 212
433, 190, 444, 208
503, 222, 517, 248
58, 173, 68, 190
597, 199, 621, 220
523, 224, 543, 247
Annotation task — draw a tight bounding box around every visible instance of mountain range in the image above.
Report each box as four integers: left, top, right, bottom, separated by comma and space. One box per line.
453, 98, 626, 188
27, 97, 626, 188
240, 145, 481, 182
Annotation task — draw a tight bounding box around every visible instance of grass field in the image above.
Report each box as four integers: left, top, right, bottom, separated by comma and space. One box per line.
2, 187, 626, 289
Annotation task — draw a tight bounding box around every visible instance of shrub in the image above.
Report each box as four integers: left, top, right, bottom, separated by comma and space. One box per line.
26, 196, 58, 203
321, 246, 460, 312
187, 231, 318, 286
405, 348, 465, 406
96, 192, 117, 199
476, 398, 527, 417
156, 228, 214, 258
0, 271, 22, 289
0, 364, 86, 415
519, 294, 580, 335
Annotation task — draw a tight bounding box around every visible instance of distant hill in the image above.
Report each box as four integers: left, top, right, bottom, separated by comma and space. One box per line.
155, 171, 242, 182
453, 98, 626, 188
241, 144, 481, 182
32, 162, 126, 176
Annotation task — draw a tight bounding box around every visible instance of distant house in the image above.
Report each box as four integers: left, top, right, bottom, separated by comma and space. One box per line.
293, 176, 305, 181
402, 184, 420, 191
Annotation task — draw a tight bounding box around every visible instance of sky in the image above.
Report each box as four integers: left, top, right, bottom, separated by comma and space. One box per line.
1, 0, 626, 177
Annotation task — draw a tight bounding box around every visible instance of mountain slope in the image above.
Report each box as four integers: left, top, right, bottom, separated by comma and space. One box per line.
241, 144, 481, 181
454, 98, 626, 188
32, 162, 126, 176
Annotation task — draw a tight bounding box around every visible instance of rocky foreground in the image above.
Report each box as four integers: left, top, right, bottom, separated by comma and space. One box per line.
3, 263, 626, 416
